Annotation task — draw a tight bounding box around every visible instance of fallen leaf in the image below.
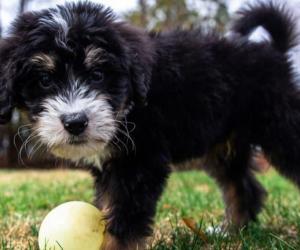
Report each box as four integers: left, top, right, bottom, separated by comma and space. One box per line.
182, 217, 208, 243
162, 204, 172, 209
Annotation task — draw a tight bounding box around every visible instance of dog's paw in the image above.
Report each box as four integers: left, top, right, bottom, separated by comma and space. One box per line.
101, 233, 146, 250
206, 225, 221, 234
101, 233, 121, 250
206, 224, 228, 237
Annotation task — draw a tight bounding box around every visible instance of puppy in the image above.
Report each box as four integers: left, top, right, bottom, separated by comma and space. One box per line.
0, 2, 299, 249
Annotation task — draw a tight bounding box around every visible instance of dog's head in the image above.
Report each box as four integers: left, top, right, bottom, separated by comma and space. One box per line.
0, 2, 153, 161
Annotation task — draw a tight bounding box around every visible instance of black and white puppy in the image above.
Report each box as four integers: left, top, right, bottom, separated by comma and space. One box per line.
0, 2, 299, 249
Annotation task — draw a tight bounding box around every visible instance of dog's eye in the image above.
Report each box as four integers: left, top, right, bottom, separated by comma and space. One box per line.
90, 71, 104, 83
39, 74, 52, 89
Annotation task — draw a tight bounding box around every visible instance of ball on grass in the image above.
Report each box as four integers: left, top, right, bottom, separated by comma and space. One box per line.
38, 201, 105, 250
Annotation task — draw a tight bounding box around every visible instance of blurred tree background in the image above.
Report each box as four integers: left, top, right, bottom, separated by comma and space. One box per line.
0, 0, 229, 168
127, 0, 228, 31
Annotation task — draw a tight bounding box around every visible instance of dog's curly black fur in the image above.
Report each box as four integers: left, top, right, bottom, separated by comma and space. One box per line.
0, 1, 299, 249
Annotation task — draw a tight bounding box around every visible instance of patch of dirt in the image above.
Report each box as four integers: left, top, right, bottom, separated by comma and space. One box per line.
0, 216, 39, 249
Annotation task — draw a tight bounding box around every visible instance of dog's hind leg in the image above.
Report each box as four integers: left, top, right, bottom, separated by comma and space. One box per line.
204, 139, 267, 227
260, 117, 300, 188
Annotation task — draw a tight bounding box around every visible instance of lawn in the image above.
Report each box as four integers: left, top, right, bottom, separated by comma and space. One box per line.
0, 168, 300, 249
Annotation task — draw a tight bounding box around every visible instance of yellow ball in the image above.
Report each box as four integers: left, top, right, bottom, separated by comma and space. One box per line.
38, 201, 105, 250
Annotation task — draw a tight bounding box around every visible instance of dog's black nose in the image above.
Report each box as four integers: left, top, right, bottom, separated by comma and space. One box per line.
61, 113, 89, 136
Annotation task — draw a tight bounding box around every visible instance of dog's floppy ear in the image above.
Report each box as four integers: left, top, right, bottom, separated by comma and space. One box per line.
0, 11, 42, 124
0, 40, 16, 124
119, 24, 154, 106
0, 79, 14, 124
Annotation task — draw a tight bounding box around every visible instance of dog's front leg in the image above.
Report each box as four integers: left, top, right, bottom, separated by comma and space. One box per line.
92, 154, 170, 250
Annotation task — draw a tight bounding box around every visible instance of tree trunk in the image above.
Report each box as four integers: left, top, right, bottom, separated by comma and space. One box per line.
139, 0, 148, 27
19, 0, 28, 14
0, 1, 2, 38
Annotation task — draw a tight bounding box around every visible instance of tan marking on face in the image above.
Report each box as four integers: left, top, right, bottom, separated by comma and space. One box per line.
31, 53, 56, 71
84, 45, 106, 68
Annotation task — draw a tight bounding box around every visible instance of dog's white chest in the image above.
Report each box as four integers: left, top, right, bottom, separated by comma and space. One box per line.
82, 154, 103, 171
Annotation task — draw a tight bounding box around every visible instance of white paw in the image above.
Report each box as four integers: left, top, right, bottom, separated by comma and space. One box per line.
206, 225, 228, 237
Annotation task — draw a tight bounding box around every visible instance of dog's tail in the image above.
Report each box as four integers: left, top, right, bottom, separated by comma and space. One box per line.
231, 2, 298, 53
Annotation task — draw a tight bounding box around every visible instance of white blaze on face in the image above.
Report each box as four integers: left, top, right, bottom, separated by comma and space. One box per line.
34, 84, 116, 162
39, 9, 69, 49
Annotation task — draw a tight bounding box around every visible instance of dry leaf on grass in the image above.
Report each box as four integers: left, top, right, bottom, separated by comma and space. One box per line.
162, 204, 172, 209
182, 217, 208, 243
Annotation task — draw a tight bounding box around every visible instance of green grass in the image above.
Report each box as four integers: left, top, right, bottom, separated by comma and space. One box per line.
0, 169, 300, 249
